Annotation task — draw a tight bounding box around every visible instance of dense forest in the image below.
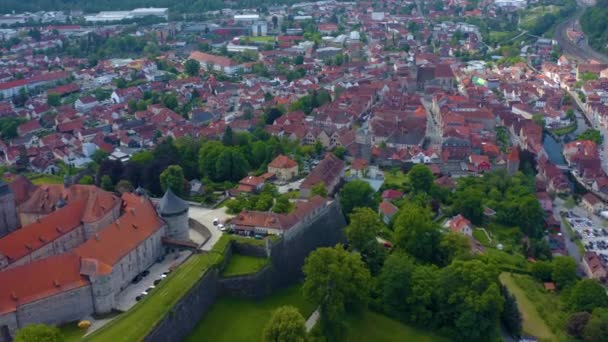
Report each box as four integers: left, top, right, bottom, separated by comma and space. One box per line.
1, 0, 294, 14
581, 0, 608, 54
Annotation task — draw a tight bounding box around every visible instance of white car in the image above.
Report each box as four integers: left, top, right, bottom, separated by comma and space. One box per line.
213, 218, 219, 226
218, 224, 226, 231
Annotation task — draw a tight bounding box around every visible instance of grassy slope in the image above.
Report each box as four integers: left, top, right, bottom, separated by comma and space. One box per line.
343, 311, 446, 342
221, 254, 268, 277
499, 273, 554, 341
187, 285, 315, 342
87, 236, 232, 341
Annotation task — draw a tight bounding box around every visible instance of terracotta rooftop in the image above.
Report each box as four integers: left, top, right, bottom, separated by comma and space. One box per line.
301, 153, 345, 190
268, 155, 298, 169
8, 175, 36, 206
0, 253, 88, 315
232, 196, 327, 231
0, 200, 86, 262
74, 193, 165, 267
18, 184, 120, 221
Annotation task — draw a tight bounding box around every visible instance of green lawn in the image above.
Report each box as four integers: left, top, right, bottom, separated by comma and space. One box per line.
509, 273, 570, 341
484, 248, 530, 273
343, 311, 446, 342
59, 322, 87, 342
473, 228, 492, 246
222, 254, 268, 277
383, 170, 408, 187
187, 285, 315, 342
87, 237, 231, 342
29, 174, 64, 185
246, 36, 276, 43
499, 273, 554, 341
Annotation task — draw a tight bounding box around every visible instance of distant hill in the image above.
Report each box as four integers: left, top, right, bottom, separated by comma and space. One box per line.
581, 0, 608, 54
0, 0, 290, 15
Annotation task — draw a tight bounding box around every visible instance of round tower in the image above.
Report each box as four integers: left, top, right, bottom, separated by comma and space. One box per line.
158, 188, 189, 241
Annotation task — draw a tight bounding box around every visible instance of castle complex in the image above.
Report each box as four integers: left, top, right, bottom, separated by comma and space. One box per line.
0, 177, 190, 340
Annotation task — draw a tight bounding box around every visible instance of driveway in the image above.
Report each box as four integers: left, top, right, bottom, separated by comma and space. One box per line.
114, 250, 192, 312
277, 179, 304, 194
189, 205, 233, 251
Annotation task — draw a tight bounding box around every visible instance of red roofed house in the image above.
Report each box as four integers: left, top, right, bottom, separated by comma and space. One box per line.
582, 193, 604, 214
382, 189, 404, 201
300, 153, 345, 197
235, 175, 266, 194
583, 251, 607, 280
231, 196, 328, 237
189, 51, 242, 75
379, 201, 399, 224
445, 214, 473, 236
469, 154, 491, 173
351, 158, 369, 178
268, 155, 298, 182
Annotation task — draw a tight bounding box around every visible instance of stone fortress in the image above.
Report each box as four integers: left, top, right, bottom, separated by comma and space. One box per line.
0, 176, 190, 341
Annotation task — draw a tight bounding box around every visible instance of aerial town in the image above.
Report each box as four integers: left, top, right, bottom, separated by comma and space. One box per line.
1, 0, 608, 341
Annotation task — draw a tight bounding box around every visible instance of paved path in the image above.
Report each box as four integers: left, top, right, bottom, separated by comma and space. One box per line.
188, 206, 233, 251
305, 308, 320, 332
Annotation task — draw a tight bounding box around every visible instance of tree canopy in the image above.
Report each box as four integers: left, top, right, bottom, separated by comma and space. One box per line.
339, 180, 377, 217
160, 165, 187, 197
302, 245, 371, 325
263, 306, 307, 342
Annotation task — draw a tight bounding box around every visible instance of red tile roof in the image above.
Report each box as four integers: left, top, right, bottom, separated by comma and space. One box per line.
0, 253, 88, 314
0, 200, 85, 262
74, 193, 165, 267
268, 154, 297, 169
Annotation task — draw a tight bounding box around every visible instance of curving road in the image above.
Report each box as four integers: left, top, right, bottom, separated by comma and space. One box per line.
554, 2, 608, 63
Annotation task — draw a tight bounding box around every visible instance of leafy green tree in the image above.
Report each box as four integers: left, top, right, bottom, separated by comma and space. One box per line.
552, 256, 578, 289
14, 324, 61, 342
517, 196, 545, 238
453, 187, 484, 225
577, 129, 603, 144
79, 175, 94, 185
273, 195, 292, 213
100, 174, 114, 191
115, 179, 134, 194
162, 93, 178, 110
438, 260, 504, 340
91, 149, 109, 164
339, 180, 377, 216
47, 93, 61, 107
583, 308, 608, 342
393, 202, 441, 264
160, 165, 187, 197
184, 59, 201, 76
303, 245, 371, 325
222, 126, 234, 146
568, 311, 592, 338
311, 183, 328, 198
568, 279, 608, 312
198, 141, 225, 180
408, 164, 434, 193
215, 149, 249, 182
345, 207, 383, 251
378, 251, 416, 317
501, 285, 522, 338
255, 193, 274, 211
438, 232, 471, 266
263, 306, 307, 342
531, 260, 553, 282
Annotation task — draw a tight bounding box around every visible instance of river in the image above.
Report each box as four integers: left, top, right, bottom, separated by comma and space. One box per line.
543, 110, 591, 165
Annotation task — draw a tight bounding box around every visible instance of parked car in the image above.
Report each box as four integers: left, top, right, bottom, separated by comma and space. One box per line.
153, 279, 162, 286
135, 295, 143, 302
160, 274, 168, 279
141, 270, 150, 277
213, 218, 219, 226
141, 290, 149, 296
218, 224, 226, 231
146, 286, 155, 292
131, 274, 143, 284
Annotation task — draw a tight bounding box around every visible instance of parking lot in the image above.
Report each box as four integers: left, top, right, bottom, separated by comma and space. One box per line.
565, 212, 608, 264
114, 250, 191, 312
189, 205, 233, 251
